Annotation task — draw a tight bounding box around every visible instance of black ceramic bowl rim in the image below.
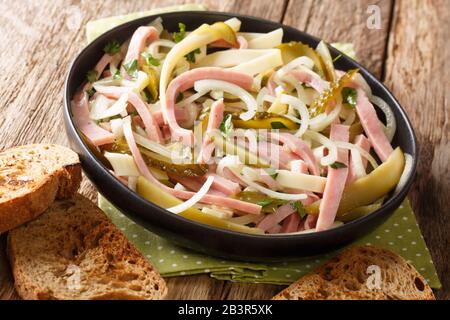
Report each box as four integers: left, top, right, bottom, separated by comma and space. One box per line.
64, 11, 417, 258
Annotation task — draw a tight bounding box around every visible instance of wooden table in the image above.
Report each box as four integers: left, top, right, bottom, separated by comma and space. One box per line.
0, 0, 448, 300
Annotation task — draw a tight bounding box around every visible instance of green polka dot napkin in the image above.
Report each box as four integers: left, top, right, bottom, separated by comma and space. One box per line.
88, 6, 440, 289
99, 196, 440, 288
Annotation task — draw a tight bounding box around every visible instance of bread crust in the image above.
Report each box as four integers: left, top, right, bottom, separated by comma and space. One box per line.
8, 194, 167, 300
272, 245, 435, 300
0, 144, 81, 233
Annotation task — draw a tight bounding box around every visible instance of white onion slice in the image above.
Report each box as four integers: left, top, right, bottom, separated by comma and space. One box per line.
394, 153, 413, 195
308, 102, 342, 132
174, 183, 187, 191
370, 95, 397, 142
194, 79, 257, 121
133, 132, 172, 158
350, 148, 366, 179
148, 17, 164, 35
256, 87, 269, 111
333, 141, 379, 169
176, 90, 207, 107
216, 155, 243, 177
230, 167, 307, 201
342, 109, 356, 125
276, 56, 314, 78
91, 93, 129, 120
279, 94, 309, 137
148, 39, 176, 59
110, 118, 124, 139
89, 94, 114, 120
167, 176, 215, 214
303, 130, 338, 166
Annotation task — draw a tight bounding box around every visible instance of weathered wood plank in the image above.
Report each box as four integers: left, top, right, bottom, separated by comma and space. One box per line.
382, 0, 449, 300
283, 0, 393, 77
0, 0, 287, 300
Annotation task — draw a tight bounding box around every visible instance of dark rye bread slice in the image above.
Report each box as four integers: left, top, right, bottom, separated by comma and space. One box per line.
273, 246, 434, 300
8, 194, 167, 300
0, 144, 81, 232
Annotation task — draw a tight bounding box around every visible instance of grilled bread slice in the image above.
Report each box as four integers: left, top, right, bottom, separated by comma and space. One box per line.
0, 144, 81, 232
8, 193, 167, 300
273, 245, 434, 300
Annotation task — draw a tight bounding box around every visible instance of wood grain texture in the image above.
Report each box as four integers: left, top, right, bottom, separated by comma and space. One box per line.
0, 0, 448, 300
283, 0, 393, 77
0, 0, 287, 300
382, 0, 449, 300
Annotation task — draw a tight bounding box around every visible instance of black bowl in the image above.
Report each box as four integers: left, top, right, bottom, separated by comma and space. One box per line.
64, 11, 417, 261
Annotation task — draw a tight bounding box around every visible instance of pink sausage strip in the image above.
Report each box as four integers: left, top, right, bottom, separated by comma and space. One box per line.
205, 172, 241, 196
71, 91, 115, 146
267, 224, 283, 234
355, 88, 393, 162
281, 161, 315, 233
269, 132, 320, 175
255, 140, 296, 169
281, 214, 301, 233
198, 99, 225, 164
122, 26, 158, 69
347, 134, 371, 184
163, 67, 253, 145
93, 54, 112, 80
290, 69, 328, 93
257, 204, 296, 232
267, 72, 277, 96
122, 116, 261, 215
153, 108, 188, 127
169, 175, 227, 197
105, 90, 163, 143
316, 124, 350, 231
303, 215, 317, 230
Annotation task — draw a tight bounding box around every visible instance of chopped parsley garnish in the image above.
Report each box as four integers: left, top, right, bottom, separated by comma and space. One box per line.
265, 168, 278, 180
270, 121, 288, 129
219, 114, 233, 136
257, 199, 273, 207
342, 87, 357, 108
185, 48, 201, 63
86, 87, 95, 97
330, 161, 348, 169
173, 23, 201, 63
112, 69, 121, 80
86, 70, 97, 83
103, 40, 121, 55
141, 52, 160, 66
123, 59, 138, 78
173, 23, 187, 43
332, 54, 343, 63
291, 201, 307, 219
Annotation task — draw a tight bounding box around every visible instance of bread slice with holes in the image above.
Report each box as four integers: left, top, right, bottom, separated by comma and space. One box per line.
8, 193, 167, 300
0, 144, 81, 233
273, 246, 434, 300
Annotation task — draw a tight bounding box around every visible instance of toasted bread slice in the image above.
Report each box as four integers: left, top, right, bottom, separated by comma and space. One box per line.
0, 144, 81, 232
8, 194, 167, 300
273, 246, 434, 300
